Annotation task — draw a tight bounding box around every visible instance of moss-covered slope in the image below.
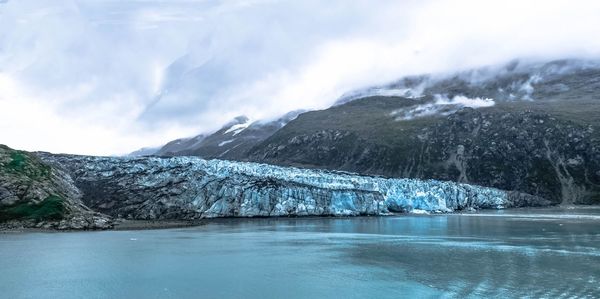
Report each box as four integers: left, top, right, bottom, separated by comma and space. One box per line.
0, 145, 112, 229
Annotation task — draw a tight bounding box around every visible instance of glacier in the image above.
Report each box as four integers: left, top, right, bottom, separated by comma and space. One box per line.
39, 154, 549, 220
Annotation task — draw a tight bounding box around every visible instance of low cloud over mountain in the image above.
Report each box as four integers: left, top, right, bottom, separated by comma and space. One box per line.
1, 0, 600, 155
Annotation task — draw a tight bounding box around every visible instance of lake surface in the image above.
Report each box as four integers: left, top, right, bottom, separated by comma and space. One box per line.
1, 207, 599, 298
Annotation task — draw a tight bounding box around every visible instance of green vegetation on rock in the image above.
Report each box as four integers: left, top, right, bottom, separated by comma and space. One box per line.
7, 152, 27, 171
0, 145, 51, 180
1, 145, 65, 223
0, 195, 66, 222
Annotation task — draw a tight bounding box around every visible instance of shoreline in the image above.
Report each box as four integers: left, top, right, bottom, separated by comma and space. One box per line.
0, 219, 208, 233
2, 205, 599, 233
112, 219, 207, 231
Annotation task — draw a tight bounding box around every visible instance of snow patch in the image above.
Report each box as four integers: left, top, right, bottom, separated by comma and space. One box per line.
224, 120, 251, 136
218, 139, 235, 147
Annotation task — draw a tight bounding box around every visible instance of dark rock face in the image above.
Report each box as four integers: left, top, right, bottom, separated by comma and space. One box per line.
38, 154, 548, 220
248, 105, 600, 205
0, 145, 112, 230
420, 109, 600, 205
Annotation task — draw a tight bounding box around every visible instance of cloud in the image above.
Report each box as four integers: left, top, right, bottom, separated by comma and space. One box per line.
0, 0, 599, 155
390, 95, 495, 121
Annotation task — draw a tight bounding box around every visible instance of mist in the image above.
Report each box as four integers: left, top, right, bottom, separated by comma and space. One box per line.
1, 0, 599, 155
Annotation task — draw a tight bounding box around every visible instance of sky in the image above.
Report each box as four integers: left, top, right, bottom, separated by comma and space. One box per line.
1, 0, 600, 155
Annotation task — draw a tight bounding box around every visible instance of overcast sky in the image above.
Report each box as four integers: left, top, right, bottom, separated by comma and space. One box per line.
1, 0, 600, 155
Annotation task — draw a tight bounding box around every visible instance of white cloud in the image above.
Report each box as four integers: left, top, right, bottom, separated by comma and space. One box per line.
1, 0, 599, 155
0, 74, 195, 155
390, 95, 495, 121
444, 96, 495, 109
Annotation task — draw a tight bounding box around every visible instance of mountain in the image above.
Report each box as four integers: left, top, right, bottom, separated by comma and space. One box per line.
154, 59, 600, 205
0, 145, 112, 229
332, 59, 600, 127
248, 98, 600, 204
245, 59, 600, 204
336, 59, 599, 109
128, 146, 161, 157
155, 111, 303, 158
154, 133, 207, 156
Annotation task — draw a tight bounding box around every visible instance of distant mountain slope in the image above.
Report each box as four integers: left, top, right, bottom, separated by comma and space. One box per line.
128, 146, 161, 157
339, 59, 598, 98
155, 111, 303, 159
155, 133, 208, 156
337, 59, 600, 125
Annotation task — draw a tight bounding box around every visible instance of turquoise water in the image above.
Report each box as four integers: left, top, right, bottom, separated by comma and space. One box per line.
1, 207, 599, 298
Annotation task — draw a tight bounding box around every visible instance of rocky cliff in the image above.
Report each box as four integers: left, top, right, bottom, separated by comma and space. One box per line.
0, 145, 112, 230
249, 103, 600, 205
39, 154, 549, 220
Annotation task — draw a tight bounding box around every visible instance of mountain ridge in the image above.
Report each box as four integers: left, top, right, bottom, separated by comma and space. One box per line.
145, 59, 600, 205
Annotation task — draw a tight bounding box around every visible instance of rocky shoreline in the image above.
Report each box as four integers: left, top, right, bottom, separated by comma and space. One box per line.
0, 219, 206, 232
